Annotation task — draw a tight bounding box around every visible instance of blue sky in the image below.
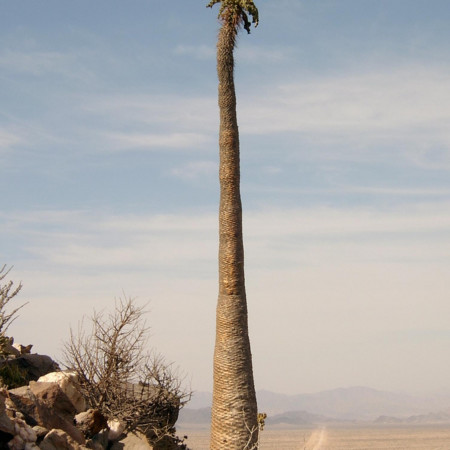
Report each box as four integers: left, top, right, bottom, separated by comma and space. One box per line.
2, 0, 450, 396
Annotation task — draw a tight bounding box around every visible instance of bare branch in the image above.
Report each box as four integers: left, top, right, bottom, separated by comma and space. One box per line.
62, 295, 191, 446
0, 265, 27, 355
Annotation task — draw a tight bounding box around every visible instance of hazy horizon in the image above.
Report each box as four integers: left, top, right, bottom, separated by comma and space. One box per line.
2, 1, 450, 396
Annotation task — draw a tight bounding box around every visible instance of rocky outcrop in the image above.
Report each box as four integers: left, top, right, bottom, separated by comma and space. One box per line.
0, 351, 60, 388
0, 341, 101, 449
0, 389, 40, 449
0, 339, 185, 449
4, 381, 87, 446
1, 373, 169, 449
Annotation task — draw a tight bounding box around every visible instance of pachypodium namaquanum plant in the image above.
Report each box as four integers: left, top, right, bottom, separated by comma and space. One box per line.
207, 0, 260, 449
207, 0, 258, 33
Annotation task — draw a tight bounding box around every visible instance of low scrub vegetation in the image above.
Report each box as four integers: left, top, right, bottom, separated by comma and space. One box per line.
63, 296, 191, 445
0, 264, 191, 448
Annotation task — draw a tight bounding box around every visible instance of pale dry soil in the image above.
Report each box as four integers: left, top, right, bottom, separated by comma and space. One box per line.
179, 424, 450, 449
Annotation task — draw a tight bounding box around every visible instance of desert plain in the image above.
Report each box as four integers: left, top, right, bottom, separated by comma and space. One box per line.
178, 424, 450, 449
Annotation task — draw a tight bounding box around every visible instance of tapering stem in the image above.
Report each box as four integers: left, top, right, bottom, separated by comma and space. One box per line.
210, 15, 258, 449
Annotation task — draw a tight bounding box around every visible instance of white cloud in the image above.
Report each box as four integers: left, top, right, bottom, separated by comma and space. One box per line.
15, 62, 450, 168
0, 49, 94, 83
2, 209, 217, 271
170, 160, 217, 180
245, 203, 450, 239
82, 95, 217, 132
236, 44, 294, 64
4, 202, 450, 392
0, 49, 68, 75
337, 186, 450, 197
238, 65, 450, 166
102, 132, 213, 151
79, 94, 218, 153
246, 184, 450, 199
5, 202, 450, 275
174, 44, 215, 60
0, 129, 23, 150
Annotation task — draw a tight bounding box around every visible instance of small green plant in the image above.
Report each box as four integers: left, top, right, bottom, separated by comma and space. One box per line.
257, 412, 267, 431
0, 362, 28, 388
242, 411, 267, 449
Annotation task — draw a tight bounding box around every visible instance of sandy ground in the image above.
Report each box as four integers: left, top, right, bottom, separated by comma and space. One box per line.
179, 425, 450, 450
178, 427, 315, 449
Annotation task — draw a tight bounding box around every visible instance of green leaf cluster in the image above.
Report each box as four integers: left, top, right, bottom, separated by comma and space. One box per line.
207, 0, 259, 33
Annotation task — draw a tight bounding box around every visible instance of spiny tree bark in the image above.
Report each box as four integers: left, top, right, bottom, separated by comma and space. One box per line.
207, 1, 259, 448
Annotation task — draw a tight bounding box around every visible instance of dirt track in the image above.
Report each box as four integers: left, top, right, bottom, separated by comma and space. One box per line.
305, 427, 327, 450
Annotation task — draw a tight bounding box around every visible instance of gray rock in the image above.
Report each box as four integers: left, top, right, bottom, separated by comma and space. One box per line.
38, 371, 86, 413
107, 419, 126, 441
86, 429, 109, 450
7, 387, 39, 426
32, 425, 48, 440
75, 409, 107, 439
14, 354, 60, 381
29, 381, 77, 422
7, 418, 38, 449
0, 389, 14, 436
13, 344, 33, 355
2, 338, 20, 357
7, 382, 85, 444
40, 428, 89, 450
0, 354, 60, 386
110, 431, 154, 449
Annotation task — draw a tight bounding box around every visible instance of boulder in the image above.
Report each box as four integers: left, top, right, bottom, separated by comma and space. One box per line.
0, 390, 14, 434
85, 441, 105, 450
7, 418, 38, 450
17, 354, 60, 380
32, 425, 48, 440
12, 344, 33, 355
30, 382, 85, 444
29, 381, 77, 422
85, 429, 109, 450
1, 354, 60, 385
7, 387, 40, 426
7, 382, 85, 444
0, 390, 41, 449
0, 390, 15, 446
75, 409, 107, 439
107, 419, 126, 441
110, 430, 154, 449
40, 428, 89, 450
33, 404, 85, 444
1, 338, 20, 357
38, 371, 86, 413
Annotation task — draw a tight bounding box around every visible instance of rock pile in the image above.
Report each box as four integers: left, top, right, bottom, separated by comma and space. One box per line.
0, 340, 182, 449
0, 371, 108, 449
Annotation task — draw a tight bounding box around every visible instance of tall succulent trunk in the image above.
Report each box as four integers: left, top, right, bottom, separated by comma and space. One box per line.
210, 17, 258, 450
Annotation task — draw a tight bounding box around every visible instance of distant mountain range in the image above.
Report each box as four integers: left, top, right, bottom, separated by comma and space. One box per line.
178, 407, 336, 427
178, 386, 450, 425
375, 410, 450, 425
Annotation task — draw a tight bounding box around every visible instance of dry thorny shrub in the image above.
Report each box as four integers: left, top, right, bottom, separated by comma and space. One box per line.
63, 296, 191, 443
0, 265, 27, 355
